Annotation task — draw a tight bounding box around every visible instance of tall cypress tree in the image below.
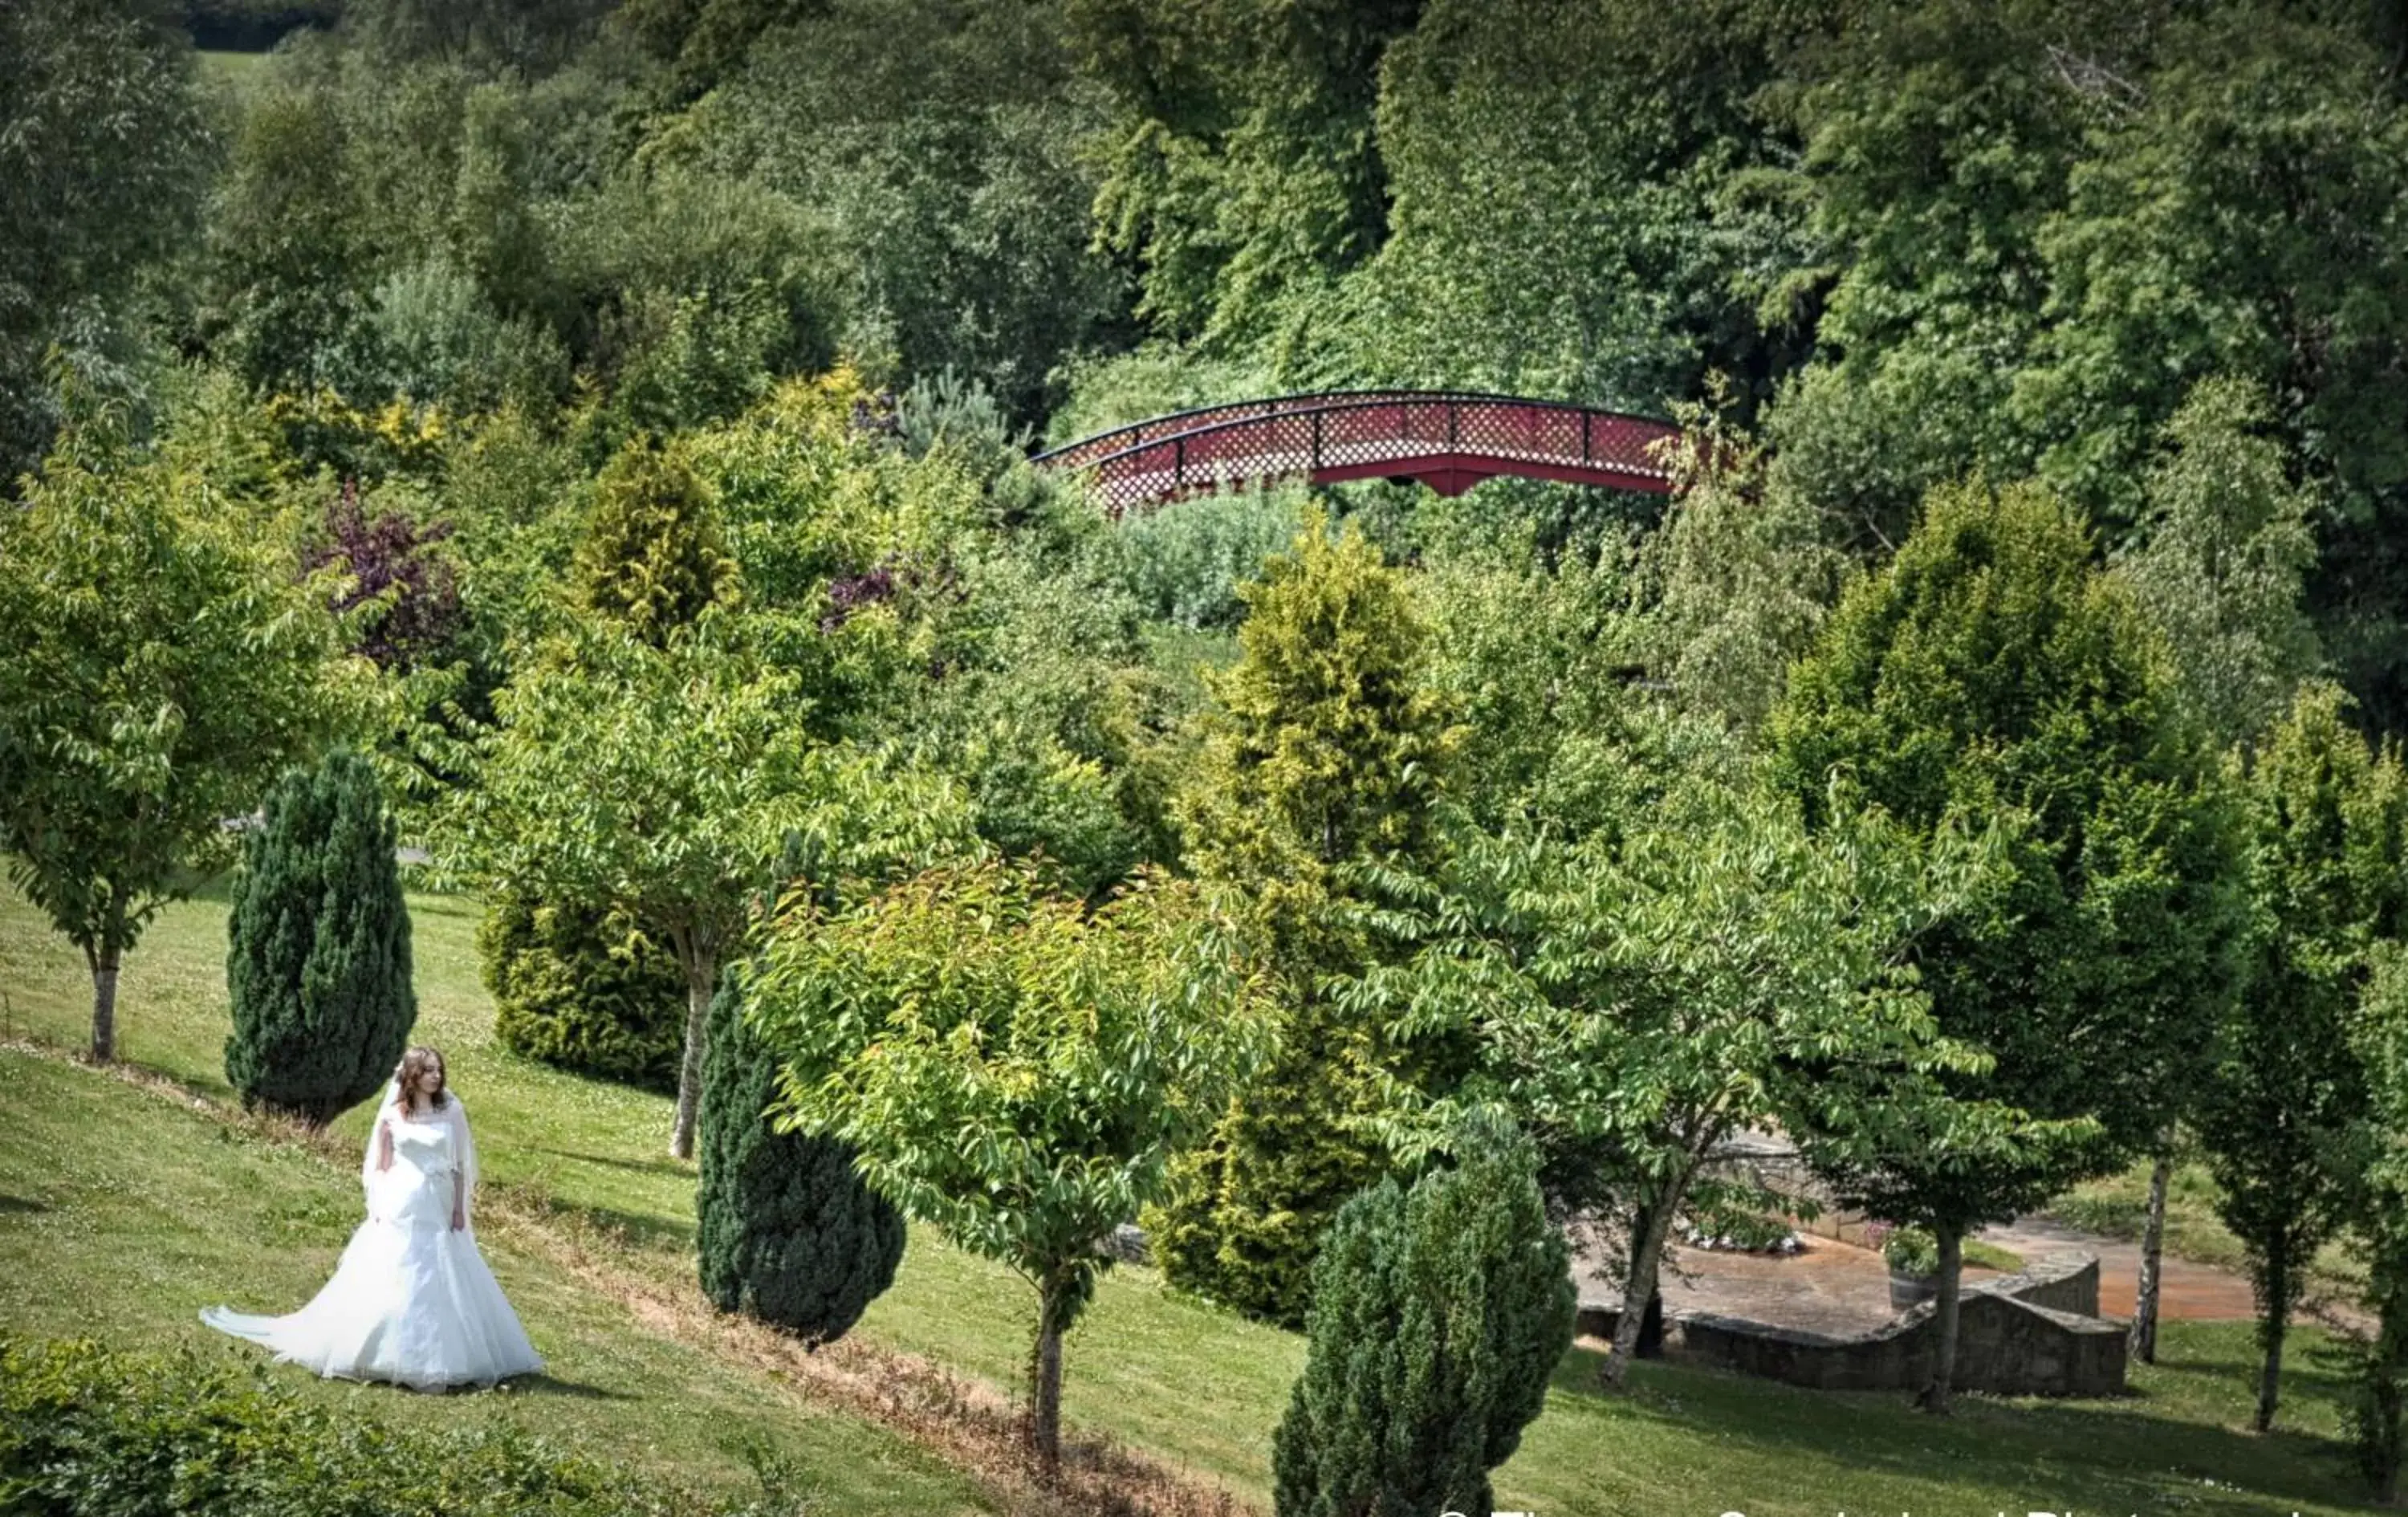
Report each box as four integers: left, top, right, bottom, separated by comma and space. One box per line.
698, 966, 904, 1344
1271, 1120, 1574, 1517
1147, 509, 1460, 1326
225, 750, 417, 1125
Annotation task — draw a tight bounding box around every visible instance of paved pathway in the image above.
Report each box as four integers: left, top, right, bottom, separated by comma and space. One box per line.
1572, 1218, 2285, 1338
1975, 1218, 2259, 1321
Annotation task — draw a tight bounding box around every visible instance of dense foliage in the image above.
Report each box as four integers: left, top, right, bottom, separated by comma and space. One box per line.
1270, 1121, 1573, 1517
478, 887, 686, 1090
697, 966, 903, 1345
225, 750, 417, 1125
0, 1336, 807, 1517
18, 0, 2408, 1489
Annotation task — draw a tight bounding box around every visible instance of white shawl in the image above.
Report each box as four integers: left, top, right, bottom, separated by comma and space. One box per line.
361, 1081, 481, 1229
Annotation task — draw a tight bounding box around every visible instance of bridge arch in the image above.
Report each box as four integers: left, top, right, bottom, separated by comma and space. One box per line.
1033, 389, 1682, 517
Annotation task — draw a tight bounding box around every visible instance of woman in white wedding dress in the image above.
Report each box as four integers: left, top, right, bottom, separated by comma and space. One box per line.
202, 1046, 544, 1391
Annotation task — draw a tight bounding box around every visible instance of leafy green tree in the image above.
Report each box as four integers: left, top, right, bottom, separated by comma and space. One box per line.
1149, 510, 1459, 1325
1633, 405, 1845, 737
2113, 374, 2321, 1363
659, 0, 1125, 421
573, 437, 742, 645
452, 615, 970, 1157
2346, 944, 2408, 1502
1271, 1119, 1573, 1517
1758, 0, 2081, 549
697, 963, 903, 1344
0, 0, 205, 481
2019, 9, 2408, 535
751, 858, 1274, 1474
1352, 773, 2000, 1386
2198, 683, 2408, 1432
1338, 0, 1814, 405
2116, 377, 2321, 749
202, 74, 372, 397
900, 546, 1167, 899
1768, 478, 2248, 1412
225, 750, 417, 1125
0, 402, 342, 1060
343, 0, 612, 73
1075, 0, 1423, 347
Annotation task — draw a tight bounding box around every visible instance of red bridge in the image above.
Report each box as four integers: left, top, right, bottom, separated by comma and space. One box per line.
1033, 390, 1682, 517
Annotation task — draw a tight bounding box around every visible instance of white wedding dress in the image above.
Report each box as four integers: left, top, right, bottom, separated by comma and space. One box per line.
201, 1085, 544, 1391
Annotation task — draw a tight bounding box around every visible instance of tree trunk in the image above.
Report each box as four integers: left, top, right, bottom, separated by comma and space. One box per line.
2257, 1248, 2290, 1434
668, 943, 717, 1161
1919, 1227, 1963, 1415
1602, 1196, 1678, 1389
87, 893, 128, 1063
89, 946, 122, 1063
89, 958, 120, 1063
2131, 1146, 2174, 1364
1031, 1275, 1068, 1479
1637, 1287, 1666, 1358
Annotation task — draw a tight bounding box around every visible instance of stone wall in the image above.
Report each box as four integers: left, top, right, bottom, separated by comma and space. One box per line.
1675, 1254, 2125, 1398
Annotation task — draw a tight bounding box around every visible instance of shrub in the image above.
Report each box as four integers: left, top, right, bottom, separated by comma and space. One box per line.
225, 750, 417, 1126
478, 887, 685, 1090
698, 967, 904, 1344
1112, 485, 1306, 632
306, 479, 464, 671
1144, 1019, 1393, 1330
1881, 1225, 1940, 1278
573, 436, 741, 645
1270, 1121, 1574, 1517
0, 1336, 806, 1517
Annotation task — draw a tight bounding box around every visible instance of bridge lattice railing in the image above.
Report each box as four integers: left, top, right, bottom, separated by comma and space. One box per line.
1038, 392, 1680, 517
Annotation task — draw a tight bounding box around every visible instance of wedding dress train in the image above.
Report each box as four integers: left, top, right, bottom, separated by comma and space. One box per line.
201, 1086, 543, 1391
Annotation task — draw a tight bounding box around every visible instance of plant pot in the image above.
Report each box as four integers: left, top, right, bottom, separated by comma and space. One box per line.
1889, 1270, 1938, 1311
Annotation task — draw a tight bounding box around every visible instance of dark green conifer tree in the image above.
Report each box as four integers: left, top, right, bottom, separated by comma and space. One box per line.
1271, 1120, 1573, 1517
697, 966, 904, 1344
225, 750, 417, 1125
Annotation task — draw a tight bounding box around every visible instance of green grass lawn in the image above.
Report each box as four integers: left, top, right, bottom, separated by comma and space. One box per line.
0, 881, 2389, 1515
0, 1048, 990, 1511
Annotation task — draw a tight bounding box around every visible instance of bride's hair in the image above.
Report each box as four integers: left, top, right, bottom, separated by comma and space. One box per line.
395, 1047, 449, 1109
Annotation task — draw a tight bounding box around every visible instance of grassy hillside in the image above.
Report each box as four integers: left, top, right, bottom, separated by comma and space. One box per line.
0, 1048, 990, 1511
0, 881, 2386, 1515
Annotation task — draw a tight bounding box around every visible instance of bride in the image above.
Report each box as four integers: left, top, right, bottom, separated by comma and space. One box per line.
202, 1046, 544, 1391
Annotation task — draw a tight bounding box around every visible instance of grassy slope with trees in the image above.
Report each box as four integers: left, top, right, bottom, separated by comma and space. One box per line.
17, 0, 2408, 1508
0, 880, 2381, 1517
